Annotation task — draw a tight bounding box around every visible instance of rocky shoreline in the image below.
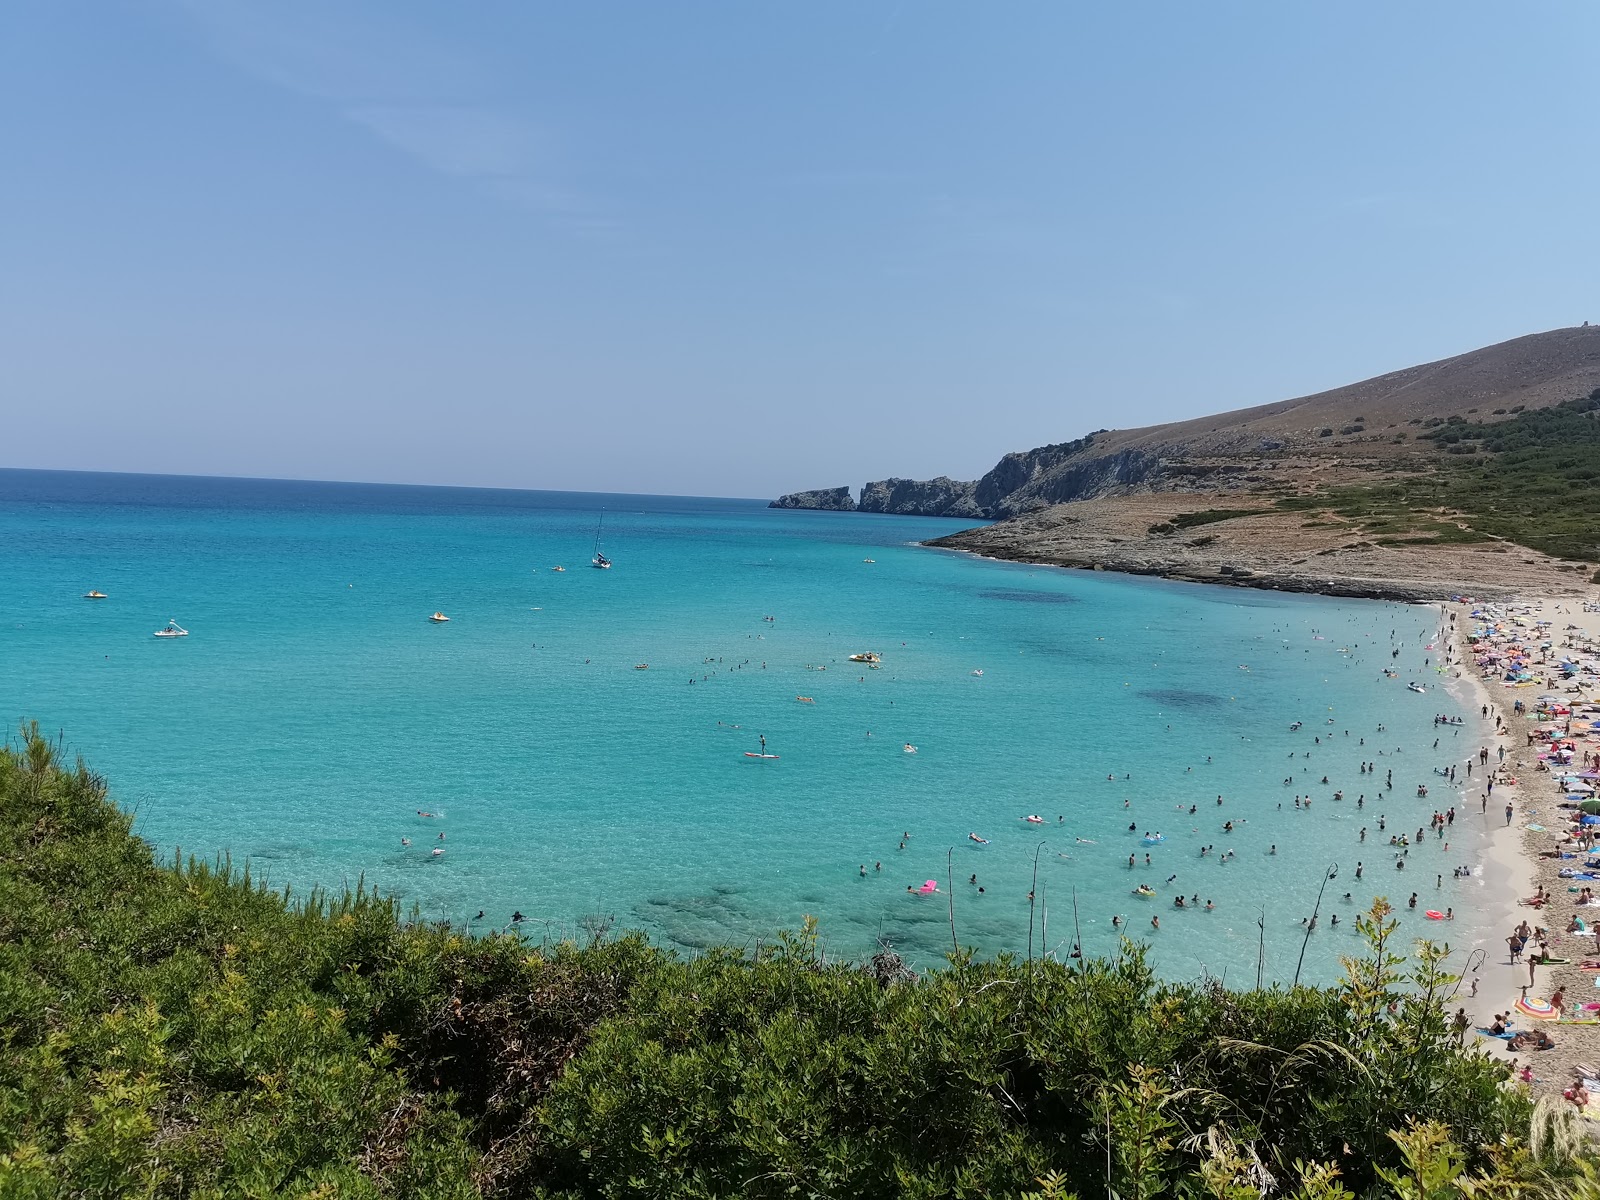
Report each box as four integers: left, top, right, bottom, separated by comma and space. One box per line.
921, 495, 1594, 604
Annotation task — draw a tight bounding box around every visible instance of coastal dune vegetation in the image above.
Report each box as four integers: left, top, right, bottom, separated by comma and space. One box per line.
3, 725, 1599, 1198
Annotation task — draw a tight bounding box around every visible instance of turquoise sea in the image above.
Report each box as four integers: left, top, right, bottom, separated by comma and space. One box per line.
1, 469, 1483, 984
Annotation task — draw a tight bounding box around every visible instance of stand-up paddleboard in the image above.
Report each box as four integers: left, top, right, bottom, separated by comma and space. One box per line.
744, 752, 780, 759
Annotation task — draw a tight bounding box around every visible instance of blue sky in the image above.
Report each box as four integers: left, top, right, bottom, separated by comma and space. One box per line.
3, 2, 1596, 497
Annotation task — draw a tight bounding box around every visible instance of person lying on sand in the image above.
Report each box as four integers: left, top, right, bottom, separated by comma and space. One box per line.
1509, 1029, 1557, 1052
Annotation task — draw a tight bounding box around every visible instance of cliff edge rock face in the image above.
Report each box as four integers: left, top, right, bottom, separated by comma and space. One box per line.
771, 435, 1146, 519
857, 476, 982, 517
770, 486, 856, 511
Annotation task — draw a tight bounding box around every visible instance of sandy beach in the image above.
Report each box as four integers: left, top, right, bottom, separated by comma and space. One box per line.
1446, 592, 1600, 1112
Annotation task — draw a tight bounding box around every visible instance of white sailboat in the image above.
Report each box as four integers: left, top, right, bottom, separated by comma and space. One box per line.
591, 509, 611, 569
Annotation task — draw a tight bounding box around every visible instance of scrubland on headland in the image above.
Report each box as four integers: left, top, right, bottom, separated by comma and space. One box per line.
777, 327, 1600, 602
5, 725, 1600, 1198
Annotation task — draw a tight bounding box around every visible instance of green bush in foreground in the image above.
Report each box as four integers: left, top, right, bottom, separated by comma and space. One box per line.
1, 724, 1596, 1198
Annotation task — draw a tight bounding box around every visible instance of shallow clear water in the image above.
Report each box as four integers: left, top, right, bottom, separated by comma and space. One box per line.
0, 469, 1481, 983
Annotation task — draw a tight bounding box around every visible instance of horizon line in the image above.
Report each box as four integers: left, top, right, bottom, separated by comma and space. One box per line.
0, 464, 775, 507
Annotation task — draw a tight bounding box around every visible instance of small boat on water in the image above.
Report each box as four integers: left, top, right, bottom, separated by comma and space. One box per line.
1133, 885, 1157, 898
84, 590, 107, 600
971, 669, 983, 677
633, 663, 649, 670
552, 566, 566, 572
429, 612, 450, 623
1408, 682, 1427, 693
848, 652, 881, 664
592, 509, 612, 569
153, 620, 188, 638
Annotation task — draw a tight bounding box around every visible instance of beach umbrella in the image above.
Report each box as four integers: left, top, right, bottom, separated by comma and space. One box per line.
1580, 800, 1600, 815
1582, 815, 1600, 825
1515, 996, 1559, 1020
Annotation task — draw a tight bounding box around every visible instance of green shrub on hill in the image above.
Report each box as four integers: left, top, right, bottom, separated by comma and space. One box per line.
1, 725, 1595, 1198
1273, 389, 1600, 560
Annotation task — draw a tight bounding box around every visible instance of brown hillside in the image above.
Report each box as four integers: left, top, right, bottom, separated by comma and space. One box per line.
1089, 325, 1600, 461
926, 325, 1600, 600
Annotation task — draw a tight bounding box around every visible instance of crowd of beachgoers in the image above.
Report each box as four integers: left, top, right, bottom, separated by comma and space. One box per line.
1451, 596, 1600, 1117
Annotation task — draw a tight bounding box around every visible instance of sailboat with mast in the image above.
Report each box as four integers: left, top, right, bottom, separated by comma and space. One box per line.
591, 509, 611, 569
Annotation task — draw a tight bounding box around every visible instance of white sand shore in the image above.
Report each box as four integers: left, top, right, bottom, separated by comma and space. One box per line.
1448, 592, 1600, 1107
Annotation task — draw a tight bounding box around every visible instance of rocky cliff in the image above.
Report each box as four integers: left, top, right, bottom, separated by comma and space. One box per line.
769, 486, 856, 511
857, 476, 982, 517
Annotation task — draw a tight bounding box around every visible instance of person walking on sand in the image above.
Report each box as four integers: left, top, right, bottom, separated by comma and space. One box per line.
1505, 801, 1514, 826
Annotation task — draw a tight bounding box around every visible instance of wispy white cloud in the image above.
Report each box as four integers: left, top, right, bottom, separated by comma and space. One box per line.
167, 0, 599, 218
345, 105, 536, 179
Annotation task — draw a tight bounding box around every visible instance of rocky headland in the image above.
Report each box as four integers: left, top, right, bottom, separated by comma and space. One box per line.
769, 485, 856, 511
925, 495, 1594, 602
770, 326, 1600, 600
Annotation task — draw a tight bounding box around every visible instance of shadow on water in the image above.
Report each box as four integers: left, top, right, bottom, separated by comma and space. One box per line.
1138, 688, 1228, 710
977, 588, 1080, 605
638, 885, 761, 951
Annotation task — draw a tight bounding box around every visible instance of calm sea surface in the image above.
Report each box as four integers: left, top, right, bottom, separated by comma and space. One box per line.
0, 469, 1481, 983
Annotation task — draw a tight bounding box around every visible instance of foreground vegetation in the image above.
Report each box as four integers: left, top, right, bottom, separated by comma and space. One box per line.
2, 726, 1598, 1198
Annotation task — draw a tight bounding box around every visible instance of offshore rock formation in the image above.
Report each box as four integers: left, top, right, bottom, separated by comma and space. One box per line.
769, 486, 855, 511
